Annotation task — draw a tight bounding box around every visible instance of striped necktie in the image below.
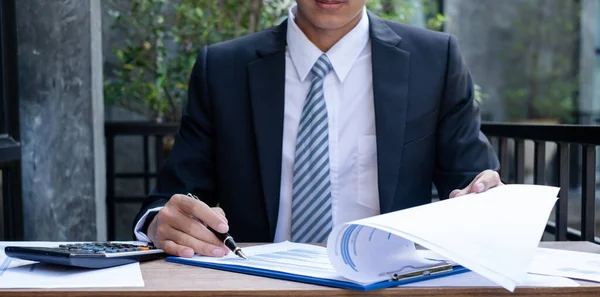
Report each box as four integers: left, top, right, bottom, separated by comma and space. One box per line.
291, 54, 334, 243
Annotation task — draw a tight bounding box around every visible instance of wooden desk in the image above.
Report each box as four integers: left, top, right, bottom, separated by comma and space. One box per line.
3, 242, 600, 297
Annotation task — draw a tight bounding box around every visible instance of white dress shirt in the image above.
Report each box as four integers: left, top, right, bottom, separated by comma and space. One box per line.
274, 5, 378, 242
134, 4, 380, 242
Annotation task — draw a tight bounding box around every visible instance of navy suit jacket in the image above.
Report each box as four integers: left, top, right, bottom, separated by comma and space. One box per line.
134, 12, 500, 242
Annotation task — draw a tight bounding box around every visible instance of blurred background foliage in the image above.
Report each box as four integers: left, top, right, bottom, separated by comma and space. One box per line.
502, 0, 580, 123
104, 0, 444, 122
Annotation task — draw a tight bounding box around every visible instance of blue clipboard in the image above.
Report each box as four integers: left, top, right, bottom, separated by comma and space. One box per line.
167, 256, 469, 291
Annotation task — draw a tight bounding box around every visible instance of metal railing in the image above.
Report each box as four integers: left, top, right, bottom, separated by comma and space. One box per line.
105, 121, 600, 242
105, 122, 179, 240
481, 123, 600, 243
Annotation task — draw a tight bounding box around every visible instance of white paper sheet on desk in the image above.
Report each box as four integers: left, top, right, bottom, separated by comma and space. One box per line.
326, 184, 560, 292
528, 248, 600, 283
401, 271, 579, 288
0, 241, 145, 288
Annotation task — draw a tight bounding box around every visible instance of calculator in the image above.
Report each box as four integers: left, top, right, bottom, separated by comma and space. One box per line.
5, 242, 167, 269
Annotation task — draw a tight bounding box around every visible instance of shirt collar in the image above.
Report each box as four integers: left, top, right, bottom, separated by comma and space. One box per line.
286, 4, 370, 83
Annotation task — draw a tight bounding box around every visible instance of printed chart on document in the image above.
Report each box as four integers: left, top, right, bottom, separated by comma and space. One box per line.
222, 248, 337, 275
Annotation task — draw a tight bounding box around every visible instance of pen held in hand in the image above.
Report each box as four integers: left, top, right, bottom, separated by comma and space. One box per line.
205, 225, 248, 260
186, 193, 248, 260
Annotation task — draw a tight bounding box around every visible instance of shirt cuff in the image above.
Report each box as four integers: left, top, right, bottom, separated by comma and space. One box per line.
133, 206, 164, 242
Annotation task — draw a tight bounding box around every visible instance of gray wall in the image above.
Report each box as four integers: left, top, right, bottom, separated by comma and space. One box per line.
444, 0, 518, 121
445, 0, 581, 122
16, 0, 106, 241
580, 0, 600, 125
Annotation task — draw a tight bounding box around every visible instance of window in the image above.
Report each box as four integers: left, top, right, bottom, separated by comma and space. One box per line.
0, 0, 22, 240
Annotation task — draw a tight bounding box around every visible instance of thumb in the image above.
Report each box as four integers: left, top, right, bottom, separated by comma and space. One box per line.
449, 189, 466, 198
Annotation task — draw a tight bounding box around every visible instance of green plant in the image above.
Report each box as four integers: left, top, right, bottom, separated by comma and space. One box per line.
474, 84, 488, 106
104, 0, 446, 122
104, 0, 288, 122
367, 0, 446, 31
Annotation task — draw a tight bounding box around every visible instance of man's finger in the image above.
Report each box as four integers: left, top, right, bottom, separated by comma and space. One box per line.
469, 170, 501, 194
454, 171, 485, 197
161, 239, 195, 258
167, 227, 227, 257
171, 213, 224, 248
176, 194, 229, 234
469, 180, 486, 194
212, 207, 227, 222
450, 171, 502, 198
449, 189, 463, 198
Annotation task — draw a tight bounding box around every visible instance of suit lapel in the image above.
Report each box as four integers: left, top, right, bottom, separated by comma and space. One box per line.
247, 21, 288, 240
368, 12, 411, 213
247, 14, 409, 236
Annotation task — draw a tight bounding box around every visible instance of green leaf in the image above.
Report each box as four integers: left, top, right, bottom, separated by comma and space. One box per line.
115, 50, 124, 61
194, 7, 203, 18
156, 75, 166, 88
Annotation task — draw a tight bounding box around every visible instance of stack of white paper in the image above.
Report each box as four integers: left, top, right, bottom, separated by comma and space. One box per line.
327, 184, 559, 291
179, 185, 560, 291
0, 241, 145, 289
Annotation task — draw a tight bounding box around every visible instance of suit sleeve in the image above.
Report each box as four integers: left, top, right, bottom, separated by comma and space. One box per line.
432, 35, 500, 199
132, 46, 217, 236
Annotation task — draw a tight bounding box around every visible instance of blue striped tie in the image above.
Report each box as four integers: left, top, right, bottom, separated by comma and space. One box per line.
291, 54, 334, 243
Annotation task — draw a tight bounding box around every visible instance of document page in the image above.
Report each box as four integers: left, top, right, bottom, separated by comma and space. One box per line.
178, 241, 352, 282
0, 241, 145, 288
327, 184, 559, 291
180, 240, 442, 285
326, 225, 447, 283
528, 248, 600, 283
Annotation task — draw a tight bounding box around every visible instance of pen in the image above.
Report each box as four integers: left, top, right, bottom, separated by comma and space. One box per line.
186, 193, 248, 260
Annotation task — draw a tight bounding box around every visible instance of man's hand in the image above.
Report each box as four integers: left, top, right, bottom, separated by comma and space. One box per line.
147, 194, 229, 258
449, 170, 504, 198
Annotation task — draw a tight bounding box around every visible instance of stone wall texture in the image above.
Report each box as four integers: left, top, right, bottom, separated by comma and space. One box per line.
445, 0, 580, 122
16, 0, 105, 241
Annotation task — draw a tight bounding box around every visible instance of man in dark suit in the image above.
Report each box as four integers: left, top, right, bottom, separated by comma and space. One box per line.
133, 0, 502, 258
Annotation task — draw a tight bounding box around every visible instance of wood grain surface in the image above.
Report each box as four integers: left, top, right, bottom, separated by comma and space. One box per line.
2, 241, 600, 297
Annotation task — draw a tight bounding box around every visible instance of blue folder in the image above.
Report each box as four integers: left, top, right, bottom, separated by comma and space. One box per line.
167, 256, 469, 291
